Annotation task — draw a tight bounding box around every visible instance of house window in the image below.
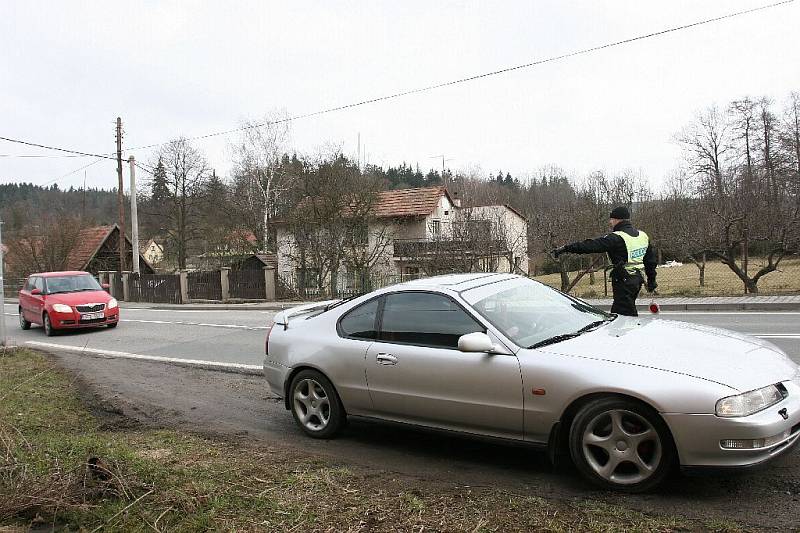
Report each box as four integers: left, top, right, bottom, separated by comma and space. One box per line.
430, 220, 441, 237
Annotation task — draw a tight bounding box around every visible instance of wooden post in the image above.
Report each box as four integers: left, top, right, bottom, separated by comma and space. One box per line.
264, 267, 276, 300
220, 267, 230, 301
121, 272, 130, 302
179, 270, 189, 304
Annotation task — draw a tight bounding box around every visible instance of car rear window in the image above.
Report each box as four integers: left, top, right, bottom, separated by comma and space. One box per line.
339, 298, 379, 340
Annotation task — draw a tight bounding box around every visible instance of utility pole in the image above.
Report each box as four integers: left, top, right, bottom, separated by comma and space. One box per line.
0, 220, 6, 347
82, 171, 87, 218
115, 117, 127, 272
129, 156, 140, 274
429, 154, 454, 185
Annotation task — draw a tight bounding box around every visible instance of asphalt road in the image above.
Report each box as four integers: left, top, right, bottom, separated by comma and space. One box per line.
4, 303, 800, 366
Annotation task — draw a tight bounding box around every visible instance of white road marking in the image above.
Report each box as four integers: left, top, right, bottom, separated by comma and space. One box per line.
24, 341, 263, 374
121, 318, 268, 330
3, 312, 266, 330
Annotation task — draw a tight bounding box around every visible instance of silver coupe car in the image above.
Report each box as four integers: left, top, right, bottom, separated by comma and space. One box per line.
263, 273, 800, 491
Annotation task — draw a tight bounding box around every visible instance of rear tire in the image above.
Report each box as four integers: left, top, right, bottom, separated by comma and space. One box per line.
289, 369, 346, 439
568, 397, 674, 492
19, 307, 31, 330
43, 313, 56, 336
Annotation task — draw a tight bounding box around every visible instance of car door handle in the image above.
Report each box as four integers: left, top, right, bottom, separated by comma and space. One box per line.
376, 353, 398, 365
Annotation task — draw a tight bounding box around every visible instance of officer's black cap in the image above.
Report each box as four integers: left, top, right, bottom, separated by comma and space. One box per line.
609, 206, 630, 219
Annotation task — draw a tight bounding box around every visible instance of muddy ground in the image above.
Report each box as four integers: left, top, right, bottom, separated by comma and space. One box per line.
46, 350, 800, 531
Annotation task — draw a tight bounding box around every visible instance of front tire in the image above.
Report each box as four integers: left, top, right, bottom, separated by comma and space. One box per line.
568, 397, 674, 492
19, 307, 31, 330
289, 369, 346, 439
107, 322, 118, 329
43, 313, 56, 336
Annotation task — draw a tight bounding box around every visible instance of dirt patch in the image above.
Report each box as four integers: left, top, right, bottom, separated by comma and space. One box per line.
18, 348, 800, 530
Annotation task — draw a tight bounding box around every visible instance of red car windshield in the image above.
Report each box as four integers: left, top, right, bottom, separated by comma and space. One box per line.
45, 275, 102, 294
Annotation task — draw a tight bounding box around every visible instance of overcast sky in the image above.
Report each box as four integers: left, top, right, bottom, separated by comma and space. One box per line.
1, 0, 797, 192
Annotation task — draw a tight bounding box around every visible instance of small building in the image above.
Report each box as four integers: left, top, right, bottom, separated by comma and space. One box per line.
229, 253, 277, 271
66, 225, 155, 274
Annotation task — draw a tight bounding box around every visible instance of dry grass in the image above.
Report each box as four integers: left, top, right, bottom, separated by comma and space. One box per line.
0, 349, 747, 532
534, 257, 800, 298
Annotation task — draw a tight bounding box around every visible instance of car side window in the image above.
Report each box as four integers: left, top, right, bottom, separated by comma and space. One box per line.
23, 277, 33, 291
339, 298, 380, 340
379, 292, 484, 349
33, 277, 45, 293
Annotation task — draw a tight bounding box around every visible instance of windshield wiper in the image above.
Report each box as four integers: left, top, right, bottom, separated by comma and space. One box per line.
530, 333, 582, 349
575, 318, 613, 333
530, 316, 615, 349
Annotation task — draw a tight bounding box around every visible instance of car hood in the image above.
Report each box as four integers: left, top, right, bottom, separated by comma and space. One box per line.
536, 316, 798, 392
47, 290, 111, 306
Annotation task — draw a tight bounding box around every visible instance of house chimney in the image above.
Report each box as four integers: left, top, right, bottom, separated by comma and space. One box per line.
452, 191, 462, 208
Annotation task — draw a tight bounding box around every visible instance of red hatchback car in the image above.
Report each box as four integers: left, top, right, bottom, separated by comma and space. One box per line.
18, 271, 119, 336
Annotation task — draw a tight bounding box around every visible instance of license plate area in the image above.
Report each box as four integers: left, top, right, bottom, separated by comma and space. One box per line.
80, 311, 105, 321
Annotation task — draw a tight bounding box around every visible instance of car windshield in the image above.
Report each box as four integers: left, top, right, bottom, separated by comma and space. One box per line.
462, 277, 612, 348
45, 275, 103, 294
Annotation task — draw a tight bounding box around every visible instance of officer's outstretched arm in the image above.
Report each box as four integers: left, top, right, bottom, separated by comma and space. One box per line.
562, 234, 618, 255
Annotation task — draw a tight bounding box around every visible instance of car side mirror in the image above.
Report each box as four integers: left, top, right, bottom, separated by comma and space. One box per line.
102, 283, 110, 290
30, 288, 42, 296
458, 332, 495, 353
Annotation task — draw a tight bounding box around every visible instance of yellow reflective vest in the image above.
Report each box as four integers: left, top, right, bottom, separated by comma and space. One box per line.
613, 230, 649, 274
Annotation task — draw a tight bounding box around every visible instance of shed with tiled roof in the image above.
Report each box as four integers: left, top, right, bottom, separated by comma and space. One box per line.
63, 225, 154, 274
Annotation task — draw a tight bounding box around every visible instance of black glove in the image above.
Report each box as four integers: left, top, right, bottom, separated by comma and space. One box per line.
646, 281, 658, 293
551, 247, 565, 258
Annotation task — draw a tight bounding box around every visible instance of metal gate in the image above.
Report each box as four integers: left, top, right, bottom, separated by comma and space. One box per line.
129, 273, 182, 304
229, 269, 266, 299
187, 271, 222, 300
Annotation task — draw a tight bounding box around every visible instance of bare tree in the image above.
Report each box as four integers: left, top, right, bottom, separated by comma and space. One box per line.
149, 138, 210, 270
6, 216, 85, 276
676, 106, 732, 201
231, 113, 291, 251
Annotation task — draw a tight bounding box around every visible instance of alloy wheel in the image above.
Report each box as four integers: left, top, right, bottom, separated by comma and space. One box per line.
292, 378, 331, 432
581, 409, 662, 485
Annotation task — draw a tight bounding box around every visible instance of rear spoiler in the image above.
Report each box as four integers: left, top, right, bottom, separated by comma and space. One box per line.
274, 299, 340, 330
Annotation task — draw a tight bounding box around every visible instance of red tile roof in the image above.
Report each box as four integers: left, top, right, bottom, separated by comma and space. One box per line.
66, 225, 115, 270
372, 186, 451, 218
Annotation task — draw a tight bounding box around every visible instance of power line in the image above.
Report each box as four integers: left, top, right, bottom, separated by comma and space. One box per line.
127, 0, 794, 151
0, 153, 90, 158
0, 136, 115, 160
38, 157, 108, 188
1, 0, 792, 162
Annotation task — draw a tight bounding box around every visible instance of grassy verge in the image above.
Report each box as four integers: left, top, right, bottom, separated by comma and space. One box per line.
534, 257, 800, 298
1, 349, 743, 532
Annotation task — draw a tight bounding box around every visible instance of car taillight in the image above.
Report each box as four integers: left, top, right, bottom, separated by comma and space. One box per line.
649, 301, 660, 314
265, 323, 274, 355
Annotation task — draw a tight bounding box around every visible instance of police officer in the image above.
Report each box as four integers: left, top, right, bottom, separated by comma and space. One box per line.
552, 206, 657, 316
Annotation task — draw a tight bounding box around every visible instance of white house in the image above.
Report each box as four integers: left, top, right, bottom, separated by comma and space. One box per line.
274, 186, 528, 290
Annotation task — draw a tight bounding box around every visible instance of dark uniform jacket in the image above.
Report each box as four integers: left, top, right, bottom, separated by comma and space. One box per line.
562, 220, 657, 287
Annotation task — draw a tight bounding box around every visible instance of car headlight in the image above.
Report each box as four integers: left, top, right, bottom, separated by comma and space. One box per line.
107, 298, 118, 309
716, 384, 786, 417
52, 304, 73, 313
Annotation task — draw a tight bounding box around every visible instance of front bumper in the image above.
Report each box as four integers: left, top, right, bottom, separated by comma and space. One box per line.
50, 309, 119, 329
664, 380, 800, 468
